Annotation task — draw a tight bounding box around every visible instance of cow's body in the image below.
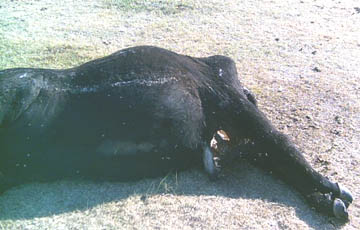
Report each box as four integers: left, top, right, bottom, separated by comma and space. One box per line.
0, 46, 353, 219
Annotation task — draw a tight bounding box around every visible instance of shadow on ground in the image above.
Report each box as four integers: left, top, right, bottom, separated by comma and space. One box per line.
0, 160, 346, 229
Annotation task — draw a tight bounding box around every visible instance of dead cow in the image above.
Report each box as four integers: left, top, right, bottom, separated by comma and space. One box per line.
0, 46, 353, 219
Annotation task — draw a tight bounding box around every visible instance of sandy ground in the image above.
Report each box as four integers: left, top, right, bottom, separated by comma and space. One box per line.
0, 0, 359, 229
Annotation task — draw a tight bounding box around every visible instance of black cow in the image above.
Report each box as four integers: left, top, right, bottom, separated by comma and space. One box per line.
0, 46, 353, 219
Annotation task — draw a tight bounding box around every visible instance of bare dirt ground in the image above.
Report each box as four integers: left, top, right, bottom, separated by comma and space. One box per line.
0, 0, 359, 229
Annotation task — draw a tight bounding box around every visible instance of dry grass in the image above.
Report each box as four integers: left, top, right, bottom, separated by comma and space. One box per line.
0, 0, 359, 229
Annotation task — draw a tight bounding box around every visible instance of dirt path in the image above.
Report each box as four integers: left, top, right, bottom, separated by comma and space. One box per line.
0, 0, 359, 229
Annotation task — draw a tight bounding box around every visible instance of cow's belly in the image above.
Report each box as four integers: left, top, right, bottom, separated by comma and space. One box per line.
0, 90, 199, 182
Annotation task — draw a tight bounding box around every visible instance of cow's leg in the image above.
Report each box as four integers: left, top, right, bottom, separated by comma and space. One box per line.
203, 144, 221, 180
224, 96, 353, 219
203, 130, 237, 180
245, 136, 352, 219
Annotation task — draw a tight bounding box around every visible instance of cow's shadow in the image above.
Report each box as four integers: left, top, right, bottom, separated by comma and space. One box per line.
0, 160, 346, 228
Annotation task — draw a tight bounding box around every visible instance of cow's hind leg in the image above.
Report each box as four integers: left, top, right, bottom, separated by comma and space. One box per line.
203, 130, 236, 180
203, 145, 220, 180
245, 140, 353, 219
224, 97, 353, 219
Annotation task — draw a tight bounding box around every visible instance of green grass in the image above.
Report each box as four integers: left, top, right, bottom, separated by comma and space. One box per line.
103, 0, 194, 14
0, 36, 97, 69
29, 45, 94, 69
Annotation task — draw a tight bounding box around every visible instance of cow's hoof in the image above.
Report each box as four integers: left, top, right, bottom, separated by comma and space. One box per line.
336, 183, 353, 208
333, 198, 349, 220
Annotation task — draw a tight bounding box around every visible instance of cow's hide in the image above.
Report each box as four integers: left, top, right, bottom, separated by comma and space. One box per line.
0, 46, 353, 220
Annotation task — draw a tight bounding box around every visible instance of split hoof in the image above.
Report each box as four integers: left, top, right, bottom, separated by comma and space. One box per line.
333, 198, 349, 220
307, 192, 349, 220
337, 183, 353, 208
